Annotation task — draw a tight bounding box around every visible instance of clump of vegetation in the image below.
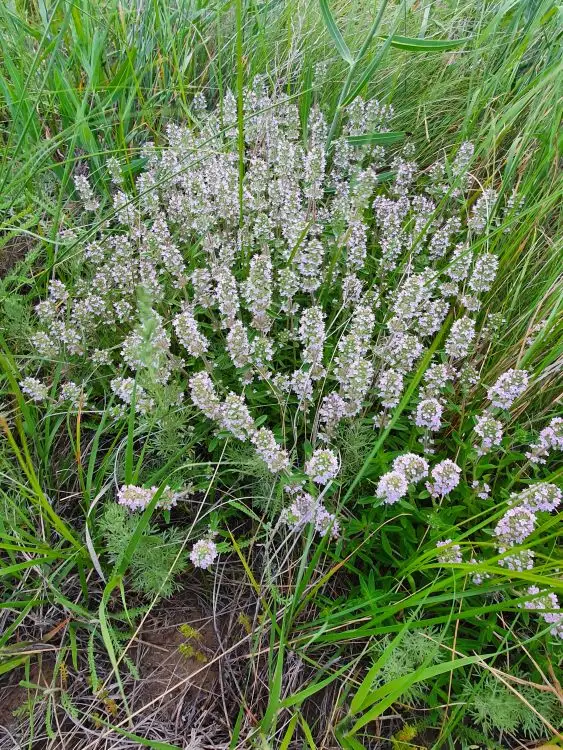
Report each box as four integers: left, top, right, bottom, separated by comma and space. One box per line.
0, 0, 561, 747
464, 673, 561, 740
98, 503, 189, 598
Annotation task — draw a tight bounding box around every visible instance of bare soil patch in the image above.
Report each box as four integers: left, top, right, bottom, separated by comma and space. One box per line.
0, 234, 33, 278
134, 603, 221, 723
0, 653, 56, 736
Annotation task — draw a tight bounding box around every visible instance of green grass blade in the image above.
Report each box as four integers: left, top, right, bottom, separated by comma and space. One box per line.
384, 34, 470, 51
319, 0, 354, 65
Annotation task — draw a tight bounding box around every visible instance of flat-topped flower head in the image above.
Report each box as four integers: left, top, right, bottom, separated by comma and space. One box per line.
493, 506, 536, 546
305, 448, 339, 485
376, 470, 408, 505
509, 483, 561, 514
436, 539, 462, 564
415, 398, 443, 431
392, 453, 429, 484
526, 416, 563, 464
426, 459, 461, 499
20, 376, 49, 403
474, 413, 503, 454
487, 369, 528, 410
190, 538, 218, 570
117, 484, 155, 511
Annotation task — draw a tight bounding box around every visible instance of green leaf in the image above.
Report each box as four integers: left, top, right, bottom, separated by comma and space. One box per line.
384, 34, 470, 51
349, 655, 481, 734
347, 131, 405, 146
282, 662, 350, 708
279, 713, 299, 750
319, 0, 354, 65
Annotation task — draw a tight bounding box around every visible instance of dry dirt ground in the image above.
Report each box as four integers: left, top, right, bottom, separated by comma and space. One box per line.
0, 601, 226, 749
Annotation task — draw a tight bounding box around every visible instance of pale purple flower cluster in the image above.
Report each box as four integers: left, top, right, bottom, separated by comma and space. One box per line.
189, 371, 223, 422
426, 459, 461, 499
110, 377, 154, 415
468, 188, 498, 233
20, 376, 49, 402
487, 369, 529, 410
334, 305, 375, 417
346, 218, 368, 271
415, 398, 443, 431
318, 393, 347, 434
305, 448, 339, 485
190, 538, 218, 570
468, 558, 490, 586
392, 453, 429, 483
220, 392, 256, 440
376, 452, 429, 504
445, 243, 472, 281
436, 539, 462, 564
468, 253, 499, 293
299, 306, 326, 379
497, 547, 534, 572
471, 480, 490, 500
117, 484, 178, 512
189, 372, 290, 474
281, 492, 339, 539
493, 506, 536, 546
377, 368, 404, 409
59, 381, 86, 409
508, 483, 561, 514
226, 321, 251, 368
474, 413, 503, 454
526, 416, 563, 464
376, 470, 408, 505
242, 251, 273, 331
251, 428, 291, 473
173, 303, 209, 357
520, 587, 563, 639
445, 316, 476, 359
74, 174, 100, 212
420, 363, 456, 399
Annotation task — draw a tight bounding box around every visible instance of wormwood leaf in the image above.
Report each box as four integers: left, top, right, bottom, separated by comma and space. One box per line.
319, 0, 354, 65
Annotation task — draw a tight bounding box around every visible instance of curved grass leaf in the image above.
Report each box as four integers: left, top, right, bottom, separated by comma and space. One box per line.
341, 31, 395, 107
347, 131, 405, 146
384, 34, 470, 51
319, 0, 354, 65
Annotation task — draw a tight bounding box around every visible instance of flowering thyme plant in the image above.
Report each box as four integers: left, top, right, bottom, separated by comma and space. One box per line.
16, 80, 561, 636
